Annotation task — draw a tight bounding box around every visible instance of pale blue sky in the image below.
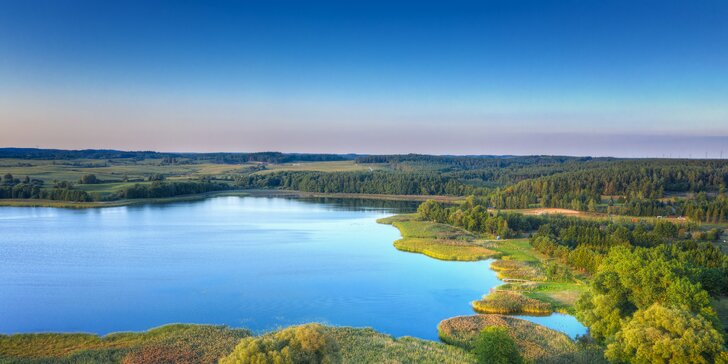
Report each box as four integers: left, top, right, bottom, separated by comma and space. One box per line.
1, 0, 727, 156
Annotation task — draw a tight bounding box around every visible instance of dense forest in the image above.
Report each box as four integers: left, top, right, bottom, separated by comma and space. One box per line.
116, 181, 232, 199
235, 171, 479, 195
417, 196, 727, 362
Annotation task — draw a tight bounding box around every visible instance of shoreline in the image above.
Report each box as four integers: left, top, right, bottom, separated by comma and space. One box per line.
0, 189, 461, 209
377, 214, 587, 337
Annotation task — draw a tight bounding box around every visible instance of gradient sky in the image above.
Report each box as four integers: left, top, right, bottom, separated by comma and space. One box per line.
1, 0, 727, 157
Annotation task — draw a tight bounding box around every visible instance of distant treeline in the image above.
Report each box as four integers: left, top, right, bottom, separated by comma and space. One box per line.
0, 148, 349, 164
116, 181, 232, 199
235, 171, 481, 195
355, 154, 594, 169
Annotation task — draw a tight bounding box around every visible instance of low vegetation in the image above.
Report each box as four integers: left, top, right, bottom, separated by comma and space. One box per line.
220, 324, 340, 364
377, 214, 496, 261
438, 315, 605, 363
472, 291, 552, 315
0, 324, 251, 363
473, 327, 523, 364
489, 259, 545, 281
0, 324, 476, 364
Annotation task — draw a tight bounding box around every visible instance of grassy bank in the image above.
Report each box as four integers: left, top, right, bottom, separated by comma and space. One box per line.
486, 238, 588, 314
472, 291, 552, 315
438, 315, 605, 363
378, 214, 587, 315
0, 324, 475, 364
377, 214, 497, 261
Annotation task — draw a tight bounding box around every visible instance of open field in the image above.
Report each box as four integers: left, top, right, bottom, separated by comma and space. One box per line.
502, 207, 691, 225
0, 159, 389, 182
252, 160, 389, 174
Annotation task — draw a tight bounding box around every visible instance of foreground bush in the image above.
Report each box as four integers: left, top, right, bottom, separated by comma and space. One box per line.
606, 304, 726, 364
473, 327, 523, 364
220, 324, 340, 364
437, 314, 604, 363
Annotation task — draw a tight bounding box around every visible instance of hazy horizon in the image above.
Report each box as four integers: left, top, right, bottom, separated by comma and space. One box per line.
2, 1, 727, 157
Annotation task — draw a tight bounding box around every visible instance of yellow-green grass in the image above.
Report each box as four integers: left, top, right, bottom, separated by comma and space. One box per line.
0, 324, 250, 363
326, 326, 474, 364
484, 238, 588, 313
486, 238, 541, 262
472, 291, 553, 315
438, 315, 606, 364
394, 238, 496, 261
0, 158, 248, 184
499, 282, 588, 314
0, 158, 386, 188
384, 218, 476, 240
489, 259, 545, 281
378, 214, 496, 261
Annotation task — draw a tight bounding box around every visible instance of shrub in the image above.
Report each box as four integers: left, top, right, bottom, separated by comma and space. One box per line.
78, 174, 99, 184
473, 327, 523, 364
220, 324, 340, 364
606, 304, 725, 364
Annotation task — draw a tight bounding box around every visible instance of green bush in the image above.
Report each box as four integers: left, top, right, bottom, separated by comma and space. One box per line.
220, 324, 340, 364
606, 304, 725, 364
473, 327, 523, 364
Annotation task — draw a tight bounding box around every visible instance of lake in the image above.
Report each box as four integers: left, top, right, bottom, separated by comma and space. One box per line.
0, 196, 586, 340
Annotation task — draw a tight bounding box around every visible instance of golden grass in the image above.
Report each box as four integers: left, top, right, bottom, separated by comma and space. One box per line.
0, 324, 250, 363
0, 324, 475, 364
253, 161, 388, 174
472, 291, 552, 315
438, 315, 606, 363
490, 259, 546, 281
394, 238, 496, 261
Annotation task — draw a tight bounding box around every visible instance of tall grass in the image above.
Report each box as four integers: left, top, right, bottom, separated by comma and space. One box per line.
0, 324, 250, 363
472, 291, 552, 315
378, 214, 494, 261
438, 315, 605, 363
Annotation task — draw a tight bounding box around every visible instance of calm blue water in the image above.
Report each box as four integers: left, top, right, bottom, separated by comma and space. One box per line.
0, 196, 586, 340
